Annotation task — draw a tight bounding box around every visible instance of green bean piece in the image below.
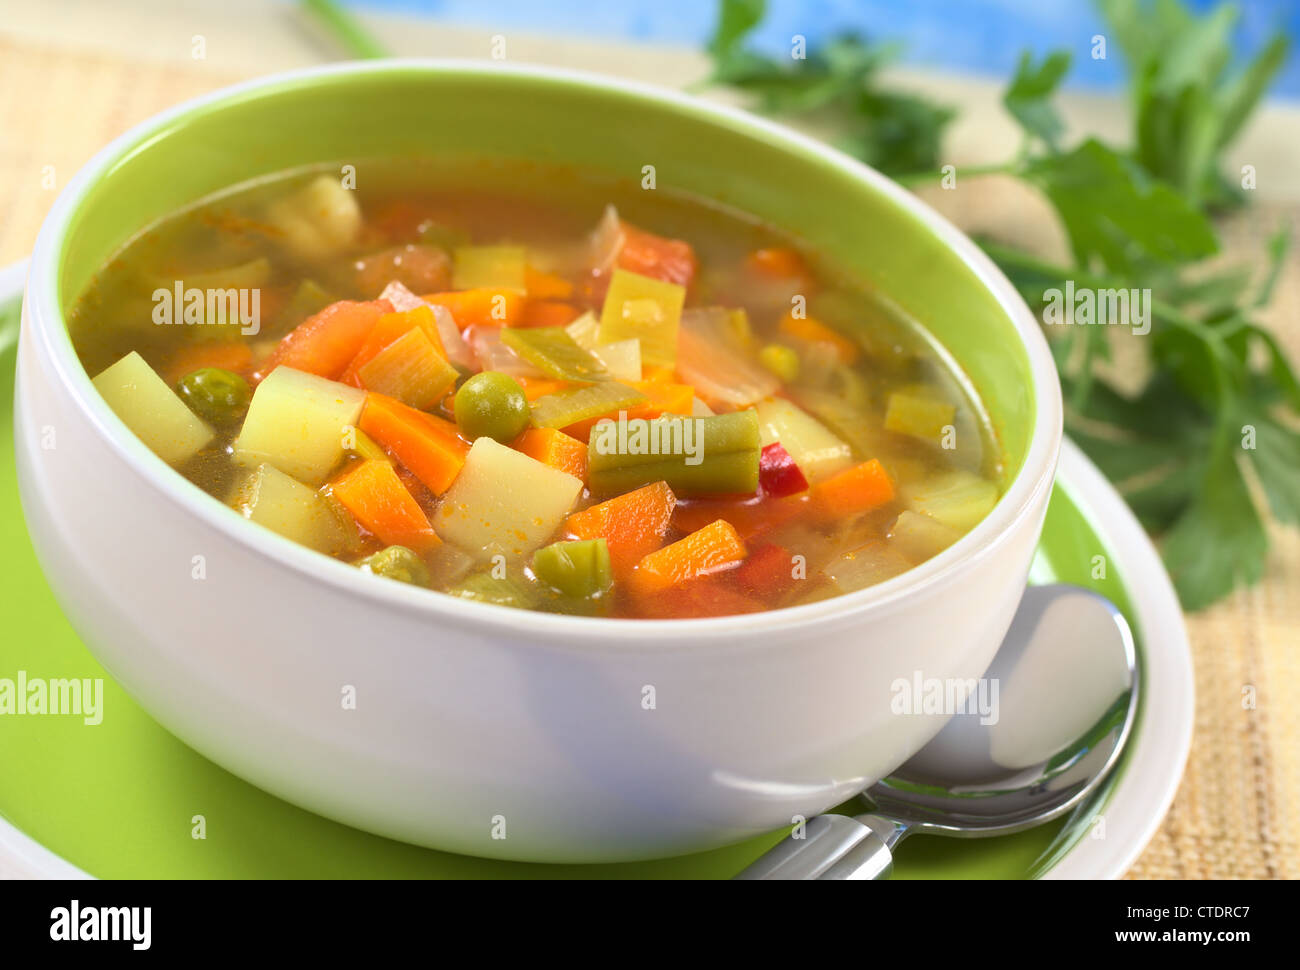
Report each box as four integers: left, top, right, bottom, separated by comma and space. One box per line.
529, 382, 647, 430
586, 409, 762, 497
454, 371, 531, 442
359, 545, 431, 587
500, 326, 608, 381
532, 539, 613, 599
175, 367, 251, 425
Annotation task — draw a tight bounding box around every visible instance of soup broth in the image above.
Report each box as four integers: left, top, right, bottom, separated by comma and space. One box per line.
70, 158, 1003, 619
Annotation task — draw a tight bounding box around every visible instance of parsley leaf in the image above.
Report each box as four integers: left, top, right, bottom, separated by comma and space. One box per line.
1003, 50, 1071, 148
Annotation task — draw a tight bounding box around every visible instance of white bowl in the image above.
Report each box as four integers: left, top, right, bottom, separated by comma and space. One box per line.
14, 61, 1061, 862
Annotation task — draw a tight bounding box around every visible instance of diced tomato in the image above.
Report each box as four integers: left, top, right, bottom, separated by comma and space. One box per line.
733, 543, 799, 597
615, 221, 697, 288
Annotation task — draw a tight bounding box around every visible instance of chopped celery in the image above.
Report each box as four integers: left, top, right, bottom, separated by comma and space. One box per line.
445, 571, 539, 610
532, 539, 613, 599
281, 279, 337, 330
434, 437, 583, 561
889, 510, 962, 560
92, 351, 214, 465
759, 343, 800, 382
346, 426, 392, 464
356, 327, 458, 409
587, 410, 761, 497
884, 391, 956, 444
529, 382, 646, 430
230, 463, 352, 555
565, 311, 601, 349
591, 339, 642, 382
598, 268, 685, 367
902, 470, 999, 532
266, 174, 361, 261
452, 245, 527, 292
500, 326, 608, 381
754, 397, 852, 484
233, 366, 366, 485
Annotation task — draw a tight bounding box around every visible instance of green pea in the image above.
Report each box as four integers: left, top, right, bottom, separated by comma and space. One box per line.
359, 545, 431, 587
176, 367, 251, 425
454, 371, 531, 443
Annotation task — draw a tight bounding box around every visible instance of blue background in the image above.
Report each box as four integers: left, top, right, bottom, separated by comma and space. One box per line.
346, 0, 1300, 100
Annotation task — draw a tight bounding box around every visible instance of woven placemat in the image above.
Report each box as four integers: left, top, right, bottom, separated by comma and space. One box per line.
0, 34, 1296, 879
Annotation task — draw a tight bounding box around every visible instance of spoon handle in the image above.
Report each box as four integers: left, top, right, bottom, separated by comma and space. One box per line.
734, 813, 896, 880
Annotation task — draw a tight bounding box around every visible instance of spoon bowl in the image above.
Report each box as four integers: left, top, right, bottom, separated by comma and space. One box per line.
737, 584, 1139, 878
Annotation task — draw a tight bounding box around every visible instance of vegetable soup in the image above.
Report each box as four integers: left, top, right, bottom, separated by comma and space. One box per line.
70, 159, 1004, 619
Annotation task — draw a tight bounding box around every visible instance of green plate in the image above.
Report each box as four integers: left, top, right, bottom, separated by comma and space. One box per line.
0, 290, 1134, 880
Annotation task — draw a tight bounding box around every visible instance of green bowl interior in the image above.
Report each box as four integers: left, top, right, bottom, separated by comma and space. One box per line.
57, 67, 1034, 476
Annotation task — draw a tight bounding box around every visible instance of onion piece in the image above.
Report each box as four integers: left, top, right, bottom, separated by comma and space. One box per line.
676, 308, 780, 409
379, 280, 475, 369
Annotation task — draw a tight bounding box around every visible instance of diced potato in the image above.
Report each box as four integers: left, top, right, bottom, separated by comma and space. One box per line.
754, 397, 853, 483
230, 463, 352, 555
889, 509, 963, 560
591, 338, 642, 382
92, 351, 213, 465
266, 175, 361, 261
884, 391, 956, 444
452, 245, 527, 292
902, 469, 999, 532
233, 366, 365, 485
598, 269, 685, 368
434, 438, 583, 562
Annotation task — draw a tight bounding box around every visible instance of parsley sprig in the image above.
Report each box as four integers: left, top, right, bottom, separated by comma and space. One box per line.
704, 0, 1295, 609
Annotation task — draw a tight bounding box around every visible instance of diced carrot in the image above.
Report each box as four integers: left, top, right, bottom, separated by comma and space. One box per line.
641, 365, 676, 383
747, 247, 808, 280
561, 380, 695, 440
778, 312, 859, 365
519, 301, 582, 328
423, 288, 525, 330
565, 481, 676, 580
524, 266, 574, 300
514, 427, 587, 482
672, 492, 808, 541
635, 575, 764, 619
340, 305, 448, 386
616, 220, 697, 288
359, 392, 470, 495
812, 459, 895, 518
514, 376, 571, 401
163, 341, 253, 386
262, 299, 392, 380
331, 459, 441, 555
732, 543, 799, 597
630, 519, 747, 597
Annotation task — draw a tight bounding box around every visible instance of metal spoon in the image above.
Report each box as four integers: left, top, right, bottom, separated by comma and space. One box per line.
736, 584, 1138, 879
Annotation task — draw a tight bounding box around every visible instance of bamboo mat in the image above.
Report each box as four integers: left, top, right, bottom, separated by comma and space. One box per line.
0, 31, 1296, 880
